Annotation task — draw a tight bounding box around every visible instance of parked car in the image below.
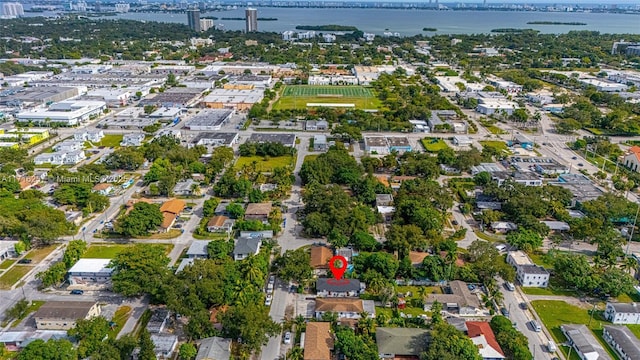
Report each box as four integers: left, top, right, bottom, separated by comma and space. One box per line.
572, 156, 578, 160
283, 332, 292, 344
519, 302, 527, 310
18, 259, 32, 264
500, 307, 510, 317
504, 282, 515, 291
578, 163, 584, 167
70, 289, 84, 295
530, 320, 541, 332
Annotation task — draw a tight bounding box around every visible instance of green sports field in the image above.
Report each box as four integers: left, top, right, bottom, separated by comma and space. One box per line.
274, 85, 380, 110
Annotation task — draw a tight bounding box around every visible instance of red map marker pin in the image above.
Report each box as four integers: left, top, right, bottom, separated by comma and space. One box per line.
328, 255, 348, 280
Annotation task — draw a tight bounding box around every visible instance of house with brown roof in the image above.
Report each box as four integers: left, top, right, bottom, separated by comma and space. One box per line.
424, 280, 481, 316
624, 146, 640, 173
466, 321, 505, 360
310, 245, 333, 273
206, 215, 234, 234
304, 322, 334, 360
314, 298, 375, 320
244, 202, 272, 222
34, 301, 100, 330
159, 199, 186, 232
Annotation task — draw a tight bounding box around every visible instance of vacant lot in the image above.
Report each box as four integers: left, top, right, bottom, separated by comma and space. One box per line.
421, 138, 450, 152
531, 300, 618, 360
0, 265, 31, 289
0, 259, 15, 270
83, 244, 173, 259
24, 245, 59, 263
479, 140, 510, 153
235, 155, 295, 172
274, 85, 380, 110
108, 305, 132, 339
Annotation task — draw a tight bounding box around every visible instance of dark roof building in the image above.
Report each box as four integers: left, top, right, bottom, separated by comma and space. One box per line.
603, 325, 640, 360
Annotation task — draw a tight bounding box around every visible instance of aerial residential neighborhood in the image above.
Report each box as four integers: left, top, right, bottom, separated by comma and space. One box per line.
1, 3, 640, 360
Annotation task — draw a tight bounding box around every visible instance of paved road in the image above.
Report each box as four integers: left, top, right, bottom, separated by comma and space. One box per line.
500, 280, 556, 360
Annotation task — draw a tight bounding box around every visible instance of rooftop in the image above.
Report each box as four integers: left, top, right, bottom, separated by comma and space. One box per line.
245, 202, 272, 216
186, 109, 233, 128
608, 302, 640, 314
34, 301, 97, 320
507, 251, 534, 266
375, 327, 430, 356
466, 321, 504, 358
603, 325, 640, 360
310, 245, 333, 269
187, 240, 210, 257
519, 264, 549, 275
68, 258, 113, 274
316, 278, 361, 293
196, 336, 232, 360
304, 322, 333, 360
562, 324, 612, 360
160, 199, 186, 215
247, 133, 296, 147
315, 298, 364, 313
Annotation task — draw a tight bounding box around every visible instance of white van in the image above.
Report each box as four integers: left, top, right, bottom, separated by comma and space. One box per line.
495, 244, 507, 252
505, 282, 515, 291
530, 320, 542, 332
547, 340, 557, 353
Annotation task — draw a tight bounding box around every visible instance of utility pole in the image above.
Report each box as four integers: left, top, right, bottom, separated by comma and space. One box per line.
588, 302, 597, 327
626, 204, 640, 255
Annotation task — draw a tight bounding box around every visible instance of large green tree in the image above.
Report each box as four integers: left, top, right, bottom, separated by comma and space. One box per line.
68, 316, 111, 359
219, 304, 281, 353
273, 248, 313, 285
116, 202, 163, 237
420, 323, 481, 360
109, 244, 170, 300
17, 339, 77, 360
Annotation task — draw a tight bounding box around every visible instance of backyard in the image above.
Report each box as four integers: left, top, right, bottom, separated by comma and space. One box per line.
108, 306, 132, 339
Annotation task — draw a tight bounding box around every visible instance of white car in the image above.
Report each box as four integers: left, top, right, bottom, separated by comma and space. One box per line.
283, 332, 292, 344
265, 294, 273, 306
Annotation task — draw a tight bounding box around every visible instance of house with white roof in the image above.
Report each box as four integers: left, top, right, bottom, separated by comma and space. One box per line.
67, 258, 113, 289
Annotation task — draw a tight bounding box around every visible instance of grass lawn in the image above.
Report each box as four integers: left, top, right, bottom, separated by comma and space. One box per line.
521, 286, 577, 297
376, 306, 428, 318
304, 154, 319, 163
528, 252, 555, 269
396, 286, 443, 299
11, 300, 45, 328
274, 85, 381, 110
0, 259, 16, 270
0, 266, 32, 290
108, 306, 132, 339
135, 229, 182, 240
235, 155, 295, 172
627, 324, 640, 339
531, 300, 619, 360
97, 135, 123, 148
479, 140, 510, 153
83, 244, 173, 259
474, 230, 504, 242
24, 245, 59, 263
421, 138, 450, 152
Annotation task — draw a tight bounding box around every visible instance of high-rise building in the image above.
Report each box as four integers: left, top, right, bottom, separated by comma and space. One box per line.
187, 9, 201, 32
200, 18, 214, 32
245, 8, 257, 33
1, 2, 24, 18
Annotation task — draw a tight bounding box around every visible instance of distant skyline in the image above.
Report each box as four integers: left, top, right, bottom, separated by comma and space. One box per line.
239, 0, 640, 4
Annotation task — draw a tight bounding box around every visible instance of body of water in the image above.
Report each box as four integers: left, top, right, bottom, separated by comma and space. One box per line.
98, 8, 640, 35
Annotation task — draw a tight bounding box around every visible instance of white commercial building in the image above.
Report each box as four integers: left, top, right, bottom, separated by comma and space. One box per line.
605, 302, 640, 324
185, 109, 233, 131
1, 2, 24, 18
16, 100, 107, 126
67, 259, 114, 288
506, 251, 549, 287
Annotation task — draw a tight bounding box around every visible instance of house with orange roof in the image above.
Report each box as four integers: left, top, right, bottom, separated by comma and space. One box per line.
310, 245, 333, 274
92, 183, 113, 196
303, 322, 333, 360
623, 146, 640, 172
314, 298, 375, 320
159, 199, 186, 232
465, 321, 505, 360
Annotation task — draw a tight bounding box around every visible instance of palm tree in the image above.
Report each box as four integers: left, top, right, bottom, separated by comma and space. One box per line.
287, 347, 304, 360
357, 313, 375, 337
491, 288, 504, 305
